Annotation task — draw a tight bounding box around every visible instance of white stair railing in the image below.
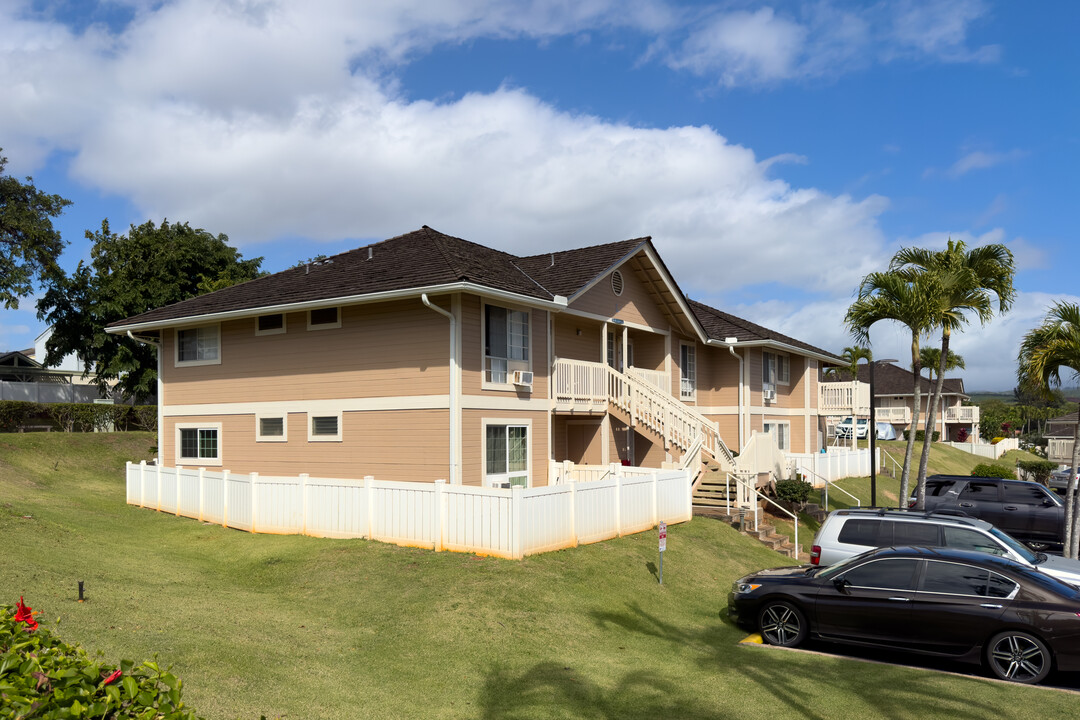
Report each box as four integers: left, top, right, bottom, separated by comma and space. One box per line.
797, 465, 861, 511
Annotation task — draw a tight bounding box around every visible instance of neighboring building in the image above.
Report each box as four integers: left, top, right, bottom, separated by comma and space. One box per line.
820, 363, 979, 442
1045, 411, 1078, 465
106, 226, 842, 487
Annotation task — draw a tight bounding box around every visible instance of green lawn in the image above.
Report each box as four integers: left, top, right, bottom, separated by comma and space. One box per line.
3, 433, 1076, 719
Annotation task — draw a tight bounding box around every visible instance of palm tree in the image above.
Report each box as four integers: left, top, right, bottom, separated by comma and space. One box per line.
846, 271, 941, 508
919, 347, 965, 382
891, 239, 1015, 509
1018, 302, 1080, 558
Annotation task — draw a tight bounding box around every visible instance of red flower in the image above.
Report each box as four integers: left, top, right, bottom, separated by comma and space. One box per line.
103, 669, 122, 685
14, 596, 38, 632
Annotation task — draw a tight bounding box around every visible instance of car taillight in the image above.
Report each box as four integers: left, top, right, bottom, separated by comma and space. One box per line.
908, 500, 916, 508
810, 545, 821, 565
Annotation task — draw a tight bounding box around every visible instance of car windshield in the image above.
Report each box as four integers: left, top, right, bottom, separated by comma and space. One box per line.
988, 526, 1038, 563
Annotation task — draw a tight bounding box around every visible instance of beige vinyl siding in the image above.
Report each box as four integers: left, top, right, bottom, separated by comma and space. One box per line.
634, 430, 666, 468
163, 299, 451, 406
459, 294, 549, 398
552, 315, 603, 363
569, 269, 667, 329
163, 410, 450, 482
462, 408, 549, 488
709, 413, 740, 451
629, 331, 666, 373
695, 345, 740, 406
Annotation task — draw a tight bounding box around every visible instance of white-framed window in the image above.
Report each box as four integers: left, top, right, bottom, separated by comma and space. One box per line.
256, 313, 286, 336
483, 420, 530, 488
256, 413, 288, 442
763, 421, 790, 451
175, 325, 221, 367
763, 351, 790, 387
175, 422, 222, 466
308, 411, 342, 442
679, 342, 696, 399
307, 307, 341, 331
484, 304, 530, 386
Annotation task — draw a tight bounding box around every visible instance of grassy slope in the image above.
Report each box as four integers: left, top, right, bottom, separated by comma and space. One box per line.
2, 433, 1074, 719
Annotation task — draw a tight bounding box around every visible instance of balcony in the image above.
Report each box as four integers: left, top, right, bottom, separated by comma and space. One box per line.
875, 406, 912, 424
1048, 438, 1075, 464
818, 381, 870, 416
945, 406, 980, 424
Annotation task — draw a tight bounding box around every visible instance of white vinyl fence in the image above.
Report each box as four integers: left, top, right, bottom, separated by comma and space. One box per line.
942, 438, 1019, 460
786, 448, 872, 486
0, 380, 120, 403
126, 462, 692, 559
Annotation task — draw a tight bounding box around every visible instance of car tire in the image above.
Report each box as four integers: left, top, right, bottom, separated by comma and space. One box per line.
757, 601, 807, 648
986, 631, 1051, 684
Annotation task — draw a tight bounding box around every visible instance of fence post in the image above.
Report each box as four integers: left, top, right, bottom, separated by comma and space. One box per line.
222, 469, 230, 529
512, 484, 524, 559
433, 479, 446, 552
651, 470, 659, 527
160, 465, 172, 512
299, 473, 309, 536
613, 465, 623, 537
137, 460, 145, 507
569, 481, 578, 547
365, 476, 375, 541
197, 468, 205, 521
250, 472, 258, 533
176, 466, 182, 516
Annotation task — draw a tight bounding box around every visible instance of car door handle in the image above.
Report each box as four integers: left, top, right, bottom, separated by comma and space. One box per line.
980, 604, 1003, 609
887, 597, 911, 602
1003, 505, 1019, 511
959, 503, 974, 508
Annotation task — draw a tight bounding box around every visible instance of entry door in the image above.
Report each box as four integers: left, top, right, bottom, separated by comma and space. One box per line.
486, 425, 528, 488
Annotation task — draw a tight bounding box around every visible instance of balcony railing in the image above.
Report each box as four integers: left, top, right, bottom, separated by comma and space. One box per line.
627, 366, 670, 394
1048, 438, 1075, 464
875, 406, 912, 424
818, 381, 870, 416
945, 406, 980, 423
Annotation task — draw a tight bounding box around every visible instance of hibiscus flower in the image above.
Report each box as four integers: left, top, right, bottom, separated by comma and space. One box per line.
14, 596, 38, 632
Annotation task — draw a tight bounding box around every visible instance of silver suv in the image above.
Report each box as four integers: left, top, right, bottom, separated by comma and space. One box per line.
810, 508, 1080, 586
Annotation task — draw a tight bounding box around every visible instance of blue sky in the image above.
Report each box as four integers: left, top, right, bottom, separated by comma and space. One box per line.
1, 0, 1077, 391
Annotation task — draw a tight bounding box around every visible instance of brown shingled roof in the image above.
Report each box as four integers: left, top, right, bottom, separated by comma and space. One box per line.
849, 363, 968, 398
515, 237, 649, 298
689, 300, 842, 362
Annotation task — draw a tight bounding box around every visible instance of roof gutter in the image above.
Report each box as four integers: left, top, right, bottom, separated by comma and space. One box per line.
106, 282, 570, 335
705, 337, 841, 366
725, 338, 744, 450
422, 294, 459, 486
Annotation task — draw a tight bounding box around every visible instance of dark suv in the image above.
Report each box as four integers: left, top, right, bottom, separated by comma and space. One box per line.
914, 475, 1064, 551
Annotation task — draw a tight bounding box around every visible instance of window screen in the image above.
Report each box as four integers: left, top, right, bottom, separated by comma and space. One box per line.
258, 314, 284, 332
310, 307, 338, 326
311, 416, 338, 436
260, 417, 284, 437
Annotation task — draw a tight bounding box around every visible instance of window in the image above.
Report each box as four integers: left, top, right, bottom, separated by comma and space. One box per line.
762, 422, 789, 451
920, 561, 991, 596
1003, 482, 1053, 505
256, 413, 287, 442
308, 307, 341, 330
763, 351, 790, 389
175, 326, 220, 366
837, 519, 882, 546
256, 313, 286, 336
484, 305, 529, 385
308, 412, 342, 442
175, 423, 222, 466
485, 423, 529, 487
679, 342, 695, 399
960, 481, 999, 500
891, 522, 941, 546
607, 333, 633, 372
943, 527, 1006, 556
841, 558, 919, 590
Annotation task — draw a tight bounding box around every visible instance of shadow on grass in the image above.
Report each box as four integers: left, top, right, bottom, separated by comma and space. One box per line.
478, 662, 722, 719
586, 603, 1006, 720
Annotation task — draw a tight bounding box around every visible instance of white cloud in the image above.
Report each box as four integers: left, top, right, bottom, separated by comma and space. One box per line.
946, 149, 1027, 178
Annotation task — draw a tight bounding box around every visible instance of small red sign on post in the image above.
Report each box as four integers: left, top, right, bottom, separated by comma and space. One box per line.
658, 521, 667, 552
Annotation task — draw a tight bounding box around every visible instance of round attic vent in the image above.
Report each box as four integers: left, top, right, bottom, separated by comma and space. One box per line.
611, 270, 624, 296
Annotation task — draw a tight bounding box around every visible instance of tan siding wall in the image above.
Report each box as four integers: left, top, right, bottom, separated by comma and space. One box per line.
634, 430, 667, 467
163, 300, 450, 406
630, 332, 666, 372
696, 345, 740, 407
709, 413, 740, 451
462, 409, 550, 488
570, 269, 668, 329
164, 410, 449, 482
552, 315, 603, 363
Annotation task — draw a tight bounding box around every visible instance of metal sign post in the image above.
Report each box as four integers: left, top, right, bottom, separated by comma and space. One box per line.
658, 521, 667, 585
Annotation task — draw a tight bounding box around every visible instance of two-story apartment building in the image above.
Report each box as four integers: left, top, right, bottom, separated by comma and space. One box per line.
106, 227, 842, 488
1046, 411, 1078, 466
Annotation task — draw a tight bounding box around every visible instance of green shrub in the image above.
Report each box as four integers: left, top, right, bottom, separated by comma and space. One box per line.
0, 400, 46, 431
971, 463, 1015, 479
1018, 459, 1057, 486
914, 429, 940, 442
0, 599, 203, 719
774, 477, 813, 504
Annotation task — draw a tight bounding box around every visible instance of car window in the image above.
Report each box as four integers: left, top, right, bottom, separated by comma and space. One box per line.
926, 481, 954, 497
1003, 482, 1052, 504
942, 527, 1007, 556
986, 572, 1018, 599
960, 481, 999, 499
841, 558, 920, 590
920, 561, 991, 596
837, 519, 882, 546
987, 527, 1038, 563
892, 522, 941, 546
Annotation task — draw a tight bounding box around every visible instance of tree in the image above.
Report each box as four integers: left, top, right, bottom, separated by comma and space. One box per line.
1017, 301, 1080, 558
891, 239, 1015, 509
0, 151, 72, 308
37, 219, 263, 398
918, 347, 965, 382
823, 346, 873, 381
845, 270, 941, 508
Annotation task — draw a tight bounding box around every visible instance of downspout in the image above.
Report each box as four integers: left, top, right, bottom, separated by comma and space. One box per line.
128, 331, 163, 461
726, 338, 744, 451
422, 294, 459, 485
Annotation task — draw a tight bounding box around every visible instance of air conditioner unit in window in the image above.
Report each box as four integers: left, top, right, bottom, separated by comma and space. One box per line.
763, 388, 776, 401
512, 370, 534, 387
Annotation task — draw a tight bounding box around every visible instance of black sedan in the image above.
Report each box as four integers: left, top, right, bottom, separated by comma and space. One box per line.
727, 546, 1080, 684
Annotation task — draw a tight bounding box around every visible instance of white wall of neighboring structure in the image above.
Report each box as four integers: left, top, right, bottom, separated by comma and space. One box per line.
34, 327, 83, 373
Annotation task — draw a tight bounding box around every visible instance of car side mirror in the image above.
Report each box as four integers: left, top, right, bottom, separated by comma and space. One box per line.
832, 577, 850, 593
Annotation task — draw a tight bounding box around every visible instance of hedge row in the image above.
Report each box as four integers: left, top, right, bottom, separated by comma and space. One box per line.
0, 599, 203, 719
0, 401, 156, 433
